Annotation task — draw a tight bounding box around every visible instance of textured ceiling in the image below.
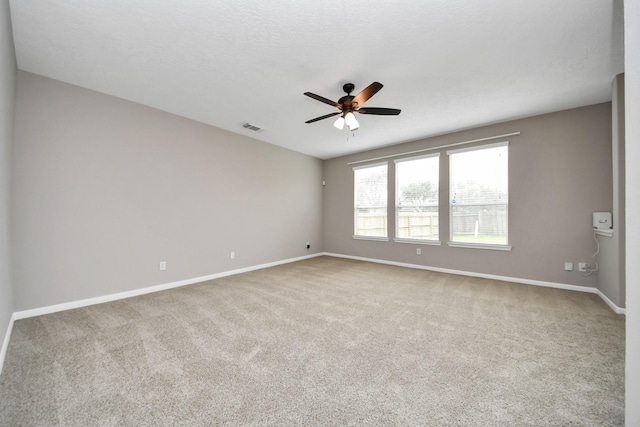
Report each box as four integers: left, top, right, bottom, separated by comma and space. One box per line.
9, 0, 624, 159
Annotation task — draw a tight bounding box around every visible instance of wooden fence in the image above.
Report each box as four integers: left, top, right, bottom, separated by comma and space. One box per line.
355, 204, 507, 242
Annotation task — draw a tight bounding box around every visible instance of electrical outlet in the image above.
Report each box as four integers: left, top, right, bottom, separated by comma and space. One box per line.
578, 262, 589, 272
159, 261, 166, 271
306, 242, 310, 249
564, 262, 573, 271
416, 248, 421, 255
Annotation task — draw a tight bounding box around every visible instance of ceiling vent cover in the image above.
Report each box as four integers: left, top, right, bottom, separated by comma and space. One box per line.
242, 123, 264, 132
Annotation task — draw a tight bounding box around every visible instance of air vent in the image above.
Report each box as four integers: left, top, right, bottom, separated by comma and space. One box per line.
242, 123, 264, 132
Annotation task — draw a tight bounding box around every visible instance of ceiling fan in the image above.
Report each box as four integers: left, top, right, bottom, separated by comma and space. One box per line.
304, 82, 401, 131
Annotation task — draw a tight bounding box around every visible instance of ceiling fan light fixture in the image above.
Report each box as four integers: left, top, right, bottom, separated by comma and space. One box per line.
333, 116, 345, 130
345, 112, 359, 131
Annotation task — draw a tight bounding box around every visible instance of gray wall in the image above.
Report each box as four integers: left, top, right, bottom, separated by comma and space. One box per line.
12, 72, 324, 311
0, 0, 16, 346
625, 0, 640, 423
597, 74, 625, 308
324, 103, 612, 288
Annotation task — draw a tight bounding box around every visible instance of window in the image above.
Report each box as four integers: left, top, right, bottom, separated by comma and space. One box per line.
448, 142, 509, 247
395, 154, 439, 242
354, 163, 388, 239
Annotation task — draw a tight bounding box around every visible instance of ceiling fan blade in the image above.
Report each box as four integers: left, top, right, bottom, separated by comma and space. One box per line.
304, 92, 339, 108
305, 111, 341, 123
352, 82, 383, 107
357, 107, 401, 115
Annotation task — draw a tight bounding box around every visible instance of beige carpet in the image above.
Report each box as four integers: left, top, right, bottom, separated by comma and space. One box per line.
0, 256, 625, 426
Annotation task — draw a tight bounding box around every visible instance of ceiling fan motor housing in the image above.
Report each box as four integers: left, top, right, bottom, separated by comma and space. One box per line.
339, 83, 356, 111
338, 95, 355, 111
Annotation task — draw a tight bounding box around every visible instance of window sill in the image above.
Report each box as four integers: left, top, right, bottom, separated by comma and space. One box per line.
447, 241, 512, 251
353, 235, 389, 242
394, 238, 442, 246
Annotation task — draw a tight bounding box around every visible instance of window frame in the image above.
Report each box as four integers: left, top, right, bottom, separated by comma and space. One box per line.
393, 153, 441, 245
353, 161, 389, 241
446, 141, 512, 251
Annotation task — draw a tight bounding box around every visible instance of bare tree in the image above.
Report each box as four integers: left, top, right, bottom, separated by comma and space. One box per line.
356, 170, 387, 207
399, 181, 438, 212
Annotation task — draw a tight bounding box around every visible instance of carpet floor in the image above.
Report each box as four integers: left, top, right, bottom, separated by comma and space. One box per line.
0, 256, 625, 426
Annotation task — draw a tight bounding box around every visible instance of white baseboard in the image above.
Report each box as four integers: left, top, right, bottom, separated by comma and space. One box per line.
3, 250, 625, 375
13, 251, 623, 320
323, 252, 626, 314
595, 289, 626, 314
12, 253, 323, 321
2, 253, 320, 373
0, 313, 16, 376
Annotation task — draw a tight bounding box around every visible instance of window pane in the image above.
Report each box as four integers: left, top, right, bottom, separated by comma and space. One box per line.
396, 155, 439, 240
354, 163, 388, 237
449, 144, 508, 244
